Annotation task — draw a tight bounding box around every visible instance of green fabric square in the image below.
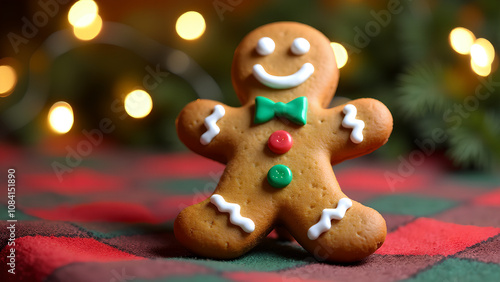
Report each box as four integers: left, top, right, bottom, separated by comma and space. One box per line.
50, 157, 110, 171
148, 178, 217, 195
446, 172, 500, 189
173, 239, 311, 272
365, 194, 457, 216
405, 258, 500, 282
73, 221, 174, 239
0, 204, 38, 220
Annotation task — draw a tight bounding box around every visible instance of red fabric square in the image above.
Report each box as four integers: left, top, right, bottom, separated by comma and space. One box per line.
45, 260, 215, 282
24, 202, 162, 223
138, 153, 225, 178
376, 218, 500, 256
473, 189, 500, 206
337, 167, 430, 193
0, 236, 144, 281
23, 168, 125, 195
226, 271, 325, 282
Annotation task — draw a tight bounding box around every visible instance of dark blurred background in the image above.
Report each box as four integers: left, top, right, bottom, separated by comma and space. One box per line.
1, 0, 499, 170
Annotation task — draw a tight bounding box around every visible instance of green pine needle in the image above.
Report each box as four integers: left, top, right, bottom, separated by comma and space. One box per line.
446, 111, 499, 169
398, 63, 451, 118
447, 134, 490, 170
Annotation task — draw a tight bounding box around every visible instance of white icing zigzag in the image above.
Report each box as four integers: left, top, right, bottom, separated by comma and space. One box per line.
307, 198, 353, 240
210, 194, 255, 233
342, 104, 365, 144
200, 105, 225, 145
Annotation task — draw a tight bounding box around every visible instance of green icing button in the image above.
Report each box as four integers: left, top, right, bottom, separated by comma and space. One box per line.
267, 164, 293, 188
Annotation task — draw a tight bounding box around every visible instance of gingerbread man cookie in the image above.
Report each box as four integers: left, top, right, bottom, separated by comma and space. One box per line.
175, 22, 393, 262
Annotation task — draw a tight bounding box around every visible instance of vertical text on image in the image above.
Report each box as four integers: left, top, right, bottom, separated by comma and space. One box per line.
6, 168, 17, 275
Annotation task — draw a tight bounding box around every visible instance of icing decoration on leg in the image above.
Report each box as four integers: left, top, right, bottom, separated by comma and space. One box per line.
342, 104, 365, 144
200, 105, 225, 145
307, 198, 353, 240
210, 194, 255, 233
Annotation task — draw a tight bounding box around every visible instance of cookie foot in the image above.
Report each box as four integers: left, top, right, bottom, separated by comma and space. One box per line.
174, 197, 273, 259
283, 201, 386, 263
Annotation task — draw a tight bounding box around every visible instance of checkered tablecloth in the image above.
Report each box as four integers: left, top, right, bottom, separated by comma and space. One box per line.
1, 144, 499, 281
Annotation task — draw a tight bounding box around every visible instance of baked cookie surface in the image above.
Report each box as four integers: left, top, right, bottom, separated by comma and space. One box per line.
175, 22, 393, 262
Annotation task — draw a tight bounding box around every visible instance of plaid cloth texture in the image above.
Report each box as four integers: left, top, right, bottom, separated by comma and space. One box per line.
1, 144, 499, 282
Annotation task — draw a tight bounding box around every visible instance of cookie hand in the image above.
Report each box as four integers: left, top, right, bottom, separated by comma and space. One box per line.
322, 98, 393, 165
176, 99, 237, 163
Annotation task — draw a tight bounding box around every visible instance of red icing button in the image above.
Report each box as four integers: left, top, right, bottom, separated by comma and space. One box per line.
268, 130, 293, 154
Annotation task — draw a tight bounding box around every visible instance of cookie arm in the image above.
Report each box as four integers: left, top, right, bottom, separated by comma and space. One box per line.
176, 99, 237, 164
325, 98, 393, 165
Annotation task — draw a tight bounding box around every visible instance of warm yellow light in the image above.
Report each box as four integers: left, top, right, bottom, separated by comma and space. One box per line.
73, 14, 102, 41
330, 42, 348, 69
449, 27, 476, 55
175, 11, 206, 40
48, 102, 74, 134
471, 59, 491, 77
0, 65, 17, 97
124, 90, 153, 118
470, 38, 495, 67
68, 0, 98, 28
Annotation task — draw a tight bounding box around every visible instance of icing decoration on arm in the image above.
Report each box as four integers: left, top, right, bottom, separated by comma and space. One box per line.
290, 38, 310, 55
307, 198, 352, 240
254, 96, 308, 125
256, 37, 275, 56
342, 104, 365, 144
252, 63, 314, 89
210, 194, 255, 233
200, 105, 225, 145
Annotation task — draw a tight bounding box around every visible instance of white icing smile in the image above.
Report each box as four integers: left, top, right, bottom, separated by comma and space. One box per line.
252, 63, 315, 89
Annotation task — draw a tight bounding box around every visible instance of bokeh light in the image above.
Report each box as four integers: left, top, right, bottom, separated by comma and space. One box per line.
48, 102, 74, 134
449, 27, 476, 55
166, 50, 190, 74
124, 90, 153, 118
0, 65, 17, 97
73, 14, 103, 41
175, 11, 206, 40
68, 0, 99, 28
470, 38, 495, 67
470, 59, 491, 77
330, 42, 348, 69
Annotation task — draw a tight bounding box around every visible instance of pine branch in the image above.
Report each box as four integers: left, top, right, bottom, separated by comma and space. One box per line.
446, 111, 499, 169
397, 63, 451, 118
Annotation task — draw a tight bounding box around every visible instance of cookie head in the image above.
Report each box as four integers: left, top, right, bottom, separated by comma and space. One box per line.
231, 22, 339, 107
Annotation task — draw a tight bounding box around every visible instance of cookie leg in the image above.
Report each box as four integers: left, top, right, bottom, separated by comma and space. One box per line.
174, 194, 275, 259
282, 199, 386, 263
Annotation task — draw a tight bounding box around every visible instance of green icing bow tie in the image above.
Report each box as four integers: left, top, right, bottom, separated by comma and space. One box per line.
254, 96, 308, 125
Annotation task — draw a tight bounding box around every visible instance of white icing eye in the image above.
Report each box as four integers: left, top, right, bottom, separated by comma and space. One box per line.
256, 37, 275, 56
291, 38, 310, 55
